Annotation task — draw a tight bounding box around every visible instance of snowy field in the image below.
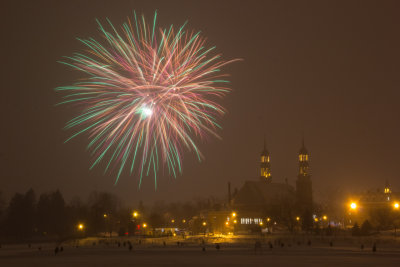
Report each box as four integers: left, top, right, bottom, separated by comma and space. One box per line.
1, 237, 400, 266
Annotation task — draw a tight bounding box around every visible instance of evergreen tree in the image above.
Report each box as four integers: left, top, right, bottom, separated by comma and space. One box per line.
360, 220, 373, 236
37, 190, 68, 237
4, 189, 36, 239
352, 222, 361, 236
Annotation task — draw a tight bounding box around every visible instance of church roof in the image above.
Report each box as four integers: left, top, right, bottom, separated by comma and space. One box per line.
232, 181, 295, 210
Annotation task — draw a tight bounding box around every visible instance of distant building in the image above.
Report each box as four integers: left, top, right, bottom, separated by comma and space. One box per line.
348, 181, 400, 227
230, 138, 314, 232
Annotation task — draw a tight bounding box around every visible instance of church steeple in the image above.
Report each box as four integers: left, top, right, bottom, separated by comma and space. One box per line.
384, 180, 391, 194
384, 180, 391, 202
260, 136, 272, 182
298, 137, 310, 177
296, 137, 313, 229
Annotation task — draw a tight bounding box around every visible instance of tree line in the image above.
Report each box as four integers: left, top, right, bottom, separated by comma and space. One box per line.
0, 189, 220, 242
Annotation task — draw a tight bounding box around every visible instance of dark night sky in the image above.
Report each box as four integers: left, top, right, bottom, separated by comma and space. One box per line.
1, 0, 400, 205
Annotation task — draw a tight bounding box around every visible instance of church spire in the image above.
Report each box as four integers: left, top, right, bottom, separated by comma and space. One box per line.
296, 137, 313, 229
384, 180, 391, 194
264, 134, 266, 151
298, 137, 310, 176
260, 136, 271, 182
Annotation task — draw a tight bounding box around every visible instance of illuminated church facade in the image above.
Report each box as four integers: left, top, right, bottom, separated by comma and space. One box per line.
231, 138, 314, 231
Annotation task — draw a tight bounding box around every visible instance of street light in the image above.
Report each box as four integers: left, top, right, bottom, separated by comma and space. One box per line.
133, 211, 139, 218
78, 223, 84, 230
322, 215, 328, 221
142, 223, 147, 228
393, 202, 400, 237
103, 213, 108, 218
350, 202, 357, 210
232, 212, 236, 217
296, 216, 300, 221
202, 222, 207, 226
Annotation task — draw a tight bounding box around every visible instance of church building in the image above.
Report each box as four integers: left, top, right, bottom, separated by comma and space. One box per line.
231, 138, 314, 231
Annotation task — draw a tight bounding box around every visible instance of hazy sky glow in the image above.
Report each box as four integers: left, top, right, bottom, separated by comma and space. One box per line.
1, 0, 400, 204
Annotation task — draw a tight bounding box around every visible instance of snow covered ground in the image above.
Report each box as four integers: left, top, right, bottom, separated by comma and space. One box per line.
1, 237, 399, 266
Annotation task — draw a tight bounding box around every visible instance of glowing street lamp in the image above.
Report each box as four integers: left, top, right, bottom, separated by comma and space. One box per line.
322, 215, 328, 221
350, 202, 357, 210
296, 216, 300, 221
133, 211, 139, 218
393, 202, 400, 237
103, 213, 108, 218
232, 212, 237, 217
182, 219, 186, 223
225, 221, 229, 226
202, 222, 207, 226
171, 219, 175, 223
77, 223, 84, 231
259, 221, 264, 226
142, 223, 147, 228
233, 220, 237, 224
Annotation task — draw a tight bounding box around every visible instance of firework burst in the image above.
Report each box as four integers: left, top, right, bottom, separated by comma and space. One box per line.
56, 11, 237, 186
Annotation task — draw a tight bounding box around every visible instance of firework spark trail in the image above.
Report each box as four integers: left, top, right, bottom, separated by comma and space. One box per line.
56, 11, 238, 187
